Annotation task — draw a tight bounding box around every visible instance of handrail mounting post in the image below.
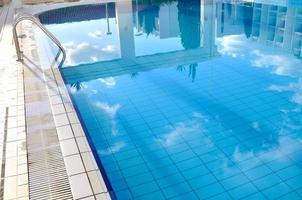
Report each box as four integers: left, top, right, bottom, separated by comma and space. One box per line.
13, 13, 66, 66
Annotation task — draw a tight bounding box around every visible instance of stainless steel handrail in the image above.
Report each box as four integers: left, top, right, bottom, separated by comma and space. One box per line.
13, 13, 66, 65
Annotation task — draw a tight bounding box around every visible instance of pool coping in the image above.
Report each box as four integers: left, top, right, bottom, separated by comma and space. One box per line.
20, 1, 114, 199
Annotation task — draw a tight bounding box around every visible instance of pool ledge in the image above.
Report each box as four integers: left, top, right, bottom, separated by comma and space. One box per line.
17, 8, 111, 200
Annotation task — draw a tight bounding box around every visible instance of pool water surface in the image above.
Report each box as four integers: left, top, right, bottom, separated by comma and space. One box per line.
39, 1, 302, 199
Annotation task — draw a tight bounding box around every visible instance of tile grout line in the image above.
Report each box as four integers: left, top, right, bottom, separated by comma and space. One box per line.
0, 107, 8, 199
50, 67, 97, 200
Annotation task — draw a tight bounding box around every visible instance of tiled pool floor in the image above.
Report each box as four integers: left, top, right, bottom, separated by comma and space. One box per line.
63, 53, 302, 199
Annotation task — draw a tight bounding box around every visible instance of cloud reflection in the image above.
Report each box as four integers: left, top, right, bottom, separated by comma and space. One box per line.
268, 79, 302, 106
98, 141, 126, 155
63, 42, 120, 66
88, 31, 104, 39
98, 77, 116, 88
157, 112, 209, 147
96, 102, 120, 136
251, 50, 302, 77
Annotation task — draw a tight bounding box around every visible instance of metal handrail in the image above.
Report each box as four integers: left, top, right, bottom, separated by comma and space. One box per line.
13, 13, 66, 65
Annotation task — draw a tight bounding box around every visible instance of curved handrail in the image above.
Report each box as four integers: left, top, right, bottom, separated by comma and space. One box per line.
13, 14, 66, 67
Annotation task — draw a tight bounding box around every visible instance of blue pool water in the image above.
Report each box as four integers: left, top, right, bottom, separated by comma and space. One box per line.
39, 1, 302, 199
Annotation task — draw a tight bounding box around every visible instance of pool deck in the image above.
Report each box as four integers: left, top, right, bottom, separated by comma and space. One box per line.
0, 3, 28, 200
0, 1, 111, 199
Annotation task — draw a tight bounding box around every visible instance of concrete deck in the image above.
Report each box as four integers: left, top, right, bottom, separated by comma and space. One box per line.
0, 2, 29, 200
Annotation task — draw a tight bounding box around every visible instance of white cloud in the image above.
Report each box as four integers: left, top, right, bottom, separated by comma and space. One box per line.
217, 35, 248, 57
217, 35, 302, 78
268, 79, 302, 106
157, 120, 204, 147
251, 50, 302, 77
96, 101, 121, 136
88, 31, 103, 39
101, 45, 116, 52
252, 122, 260, 131
91, 56, 98, 62
98, 141, 125, 155
98, 77, 116, 88
96, 102, 120, 117
63, 42, 120, 66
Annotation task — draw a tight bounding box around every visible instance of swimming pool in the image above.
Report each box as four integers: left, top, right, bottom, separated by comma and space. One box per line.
39, 1, 302, 199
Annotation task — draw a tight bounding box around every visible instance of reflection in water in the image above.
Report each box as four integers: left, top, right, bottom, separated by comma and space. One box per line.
137, 2, 159, 36
178, 0, 201, 49
40, 1, 302, 199
176, 63, 199, 82
70, 81, 83, 92
243, 2, 253, 38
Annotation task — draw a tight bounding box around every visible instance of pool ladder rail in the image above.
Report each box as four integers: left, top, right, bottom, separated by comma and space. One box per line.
12, 13, 66, 65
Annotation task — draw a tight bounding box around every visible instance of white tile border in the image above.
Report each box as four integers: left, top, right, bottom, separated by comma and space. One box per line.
49, 69, 111, 199
18, 13, 111, 200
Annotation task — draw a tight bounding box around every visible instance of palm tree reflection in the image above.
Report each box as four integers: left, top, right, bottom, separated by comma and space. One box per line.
70, 81, 83, 92
178, 0, 201, 49
176, 63, 198, 82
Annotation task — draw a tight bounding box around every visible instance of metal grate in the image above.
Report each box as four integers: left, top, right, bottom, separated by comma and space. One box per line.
24, 79, 73, 199
0, 107, 8, 199
27, 145, 73, 200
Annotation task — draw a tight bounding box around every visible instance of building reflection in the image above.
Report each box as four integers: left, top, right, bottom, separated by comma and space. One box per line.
48, 0, 302, 177
217, 1, 302, 57
133, 0, 201, 50
60, 0, 217, 79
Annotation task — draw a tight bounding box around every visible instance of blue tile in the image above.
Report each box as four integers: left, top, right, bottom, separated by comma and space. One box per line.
176, 157, 203, 171
157, 173, 185, 188
146, 157, 174, 171
296, 188, 302, 197
136, 190, 165, 200
118, 156, 145, 169
266, 157, 295, 172
244, 165, 272, 180
161, 182, 192, 199
238, 157, 264, 171
277, 192, 302, 200
228, 183, 258, 200
277, 165, 302, 181
206, 159, 225, 171
195, 183, 225, 200
212, 166, 242, 181
151, 165, 179, 180
126, 172, 154, 188
111, 179, 128, 191
252, 173, 282, 190
199, 150, 223, 163
207, 192, 232, 200
169, 191, 199, 200
131, 181, 160, 197
188, 173, 217, 190
285, 174, 302, 190
262, 182, 292, 200
115, 189, 133, 199
121, 164, 149, 178
243, 193, 267, 200
181, 164, 210, 179
215, 137, 239, 148
170, 149, 196, 163
220, 173, 250, 190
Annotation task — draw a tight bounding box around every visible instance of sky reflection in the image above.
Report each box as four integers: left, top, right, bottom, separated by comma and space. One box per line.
39, 1, 302, 199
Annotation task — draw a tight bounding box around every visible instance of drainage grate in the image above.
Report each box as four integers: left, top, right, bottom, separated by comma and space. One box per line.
0, 107, 8, 199
24, 82, 73, 199
27, 145, 73, 200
